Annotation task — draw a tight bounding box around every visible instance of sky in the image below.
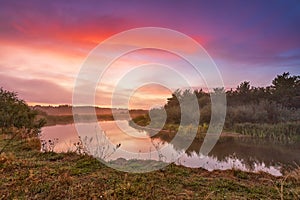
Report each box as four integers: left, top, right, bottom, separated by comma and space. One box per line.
0, 0, 299, 109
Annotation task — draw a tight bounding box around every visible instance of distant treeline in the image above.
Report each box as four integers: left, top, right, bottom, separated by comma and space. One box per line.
33, 105, 148, 126
33, 105, 124, 116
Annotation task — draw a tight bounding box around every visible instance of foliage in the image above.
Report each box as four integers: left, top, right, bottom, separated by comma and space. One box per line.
130, 115, 149, 127
271, 72, 300, 107
132, 72, 300, 142
157, 72, 299, 125
234, 122, 300, 143
0, 87, 46, 136
225, 100, 300, 127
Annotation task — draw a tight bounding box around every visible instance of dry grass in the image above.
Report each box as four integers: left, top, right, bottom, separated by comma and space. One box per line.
277, 164, 300, 199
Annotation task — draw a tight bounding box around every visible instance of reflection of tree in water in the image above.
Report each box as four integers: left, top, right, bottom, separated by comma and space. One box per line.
153, 133, 300, 170
211, 137, 300, 170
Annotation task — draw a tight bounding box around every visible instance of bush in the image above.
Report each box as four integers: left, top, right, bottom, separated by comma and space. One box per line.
0, 87, 46, 137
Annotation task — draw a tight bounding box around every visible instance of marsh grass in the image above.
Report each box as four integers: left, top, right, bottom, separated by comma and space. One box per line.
234, 121, 300, 143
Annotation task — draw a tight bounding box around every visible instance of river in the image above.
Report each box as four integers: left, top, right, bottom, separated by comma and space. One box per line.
41, 120, 300, 176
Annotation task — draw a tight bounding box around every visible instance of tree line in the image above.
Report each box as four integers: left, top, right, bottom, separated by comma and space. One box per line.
144, 72, 300, 129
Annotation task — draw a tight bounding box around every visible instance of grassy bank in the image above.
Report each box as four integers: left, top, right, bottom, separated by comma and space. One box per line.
130, 115, 300, 144
1, 134, 300, 199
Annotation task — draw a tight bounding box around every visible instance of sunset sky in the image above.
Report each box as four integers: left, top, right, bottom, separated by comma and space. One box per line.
0, 0, 299, 109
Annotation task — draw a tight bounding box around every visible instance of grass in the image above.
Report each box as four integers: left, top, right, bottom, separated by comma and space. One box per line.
234, 121, 300, 143
1, 134, 300, 199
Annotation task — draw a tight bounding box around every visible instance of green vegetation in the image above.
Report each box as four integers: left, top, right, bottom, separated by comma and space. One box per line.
0, 88, 45, 154
0, 87, 46, 136
233, 122, 300, 143
132, 72, 300, 143
1, 134, 300, 199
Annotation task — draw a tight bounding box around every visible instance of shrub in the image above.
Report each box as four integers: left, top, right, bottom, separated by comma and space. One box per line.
0, 87, 46, 137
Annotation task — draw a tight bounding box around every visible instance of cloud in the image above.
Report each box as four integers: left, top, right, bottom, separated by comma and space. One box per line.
0, 74, 72, 104
0, 0, 299, 107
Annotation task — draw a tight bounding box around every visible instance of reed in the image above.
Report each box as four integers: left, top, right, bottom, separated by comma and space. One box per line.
234, 121, 300, 143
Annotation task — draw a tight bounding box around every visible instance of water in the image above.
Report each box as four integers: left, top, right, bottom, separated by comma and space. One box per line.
41, 120, 300, 176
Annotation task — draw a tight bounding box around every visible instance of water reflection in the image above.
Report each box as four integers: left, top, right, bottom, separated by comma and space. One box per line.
41, 120, 300, 176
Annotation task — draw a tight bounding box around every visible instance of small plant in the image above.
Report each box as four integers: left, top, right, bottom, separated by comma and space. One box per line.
41, 138, 58, 152
77, 131, 122, 160
73, 136, 89, 155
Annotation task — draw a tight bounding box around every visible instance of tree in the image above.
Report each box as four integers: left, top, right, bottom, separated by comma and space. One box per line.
272, 72, 298, 91
164, 89, 181, 124
237, 81, 251, 95
227, 81, 252, 105
0, 87, 46, 136
271, 72, 300, 108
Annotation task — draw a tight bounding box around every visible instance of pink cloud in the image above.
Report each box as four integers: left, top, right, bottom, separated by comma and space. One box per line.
0, 74, 72, 105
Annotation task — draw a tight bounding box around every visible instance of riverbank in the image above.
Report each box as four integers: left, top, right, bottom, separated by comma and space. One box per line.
1, 134, 299, 199
130, 117, 300, 144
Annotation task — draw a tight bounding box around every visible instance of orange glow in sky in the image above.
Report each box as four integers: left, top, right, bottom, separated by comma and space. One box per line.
0, 1, 299, 109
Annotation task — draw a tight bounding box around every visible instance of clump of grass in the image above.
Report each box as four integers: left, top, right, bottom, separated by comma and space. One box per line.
73, 136, 89, 155
234, 121, 300, 143
40, 138, 58, 152
21, 137, 41, 151
271, 163, 300, 200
